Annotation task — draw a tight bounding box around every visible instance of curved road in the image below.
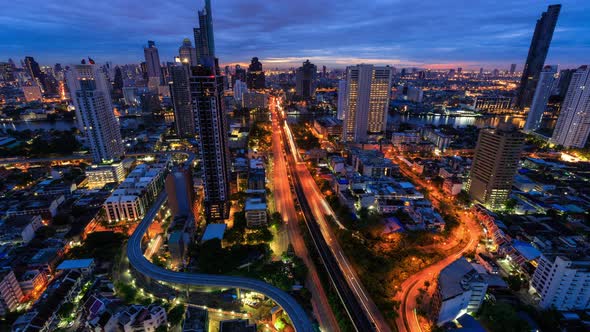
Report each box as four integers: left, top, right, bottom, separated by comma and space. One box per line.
127, 157, 314, 332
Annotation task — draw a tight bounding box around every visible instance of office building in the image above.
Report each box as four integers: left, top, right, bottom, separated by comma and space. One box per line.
510, 63, 517, 75
342, 64, 392, 143
472, 96, 512, 113
241, 91, 267, 109
531, 254, 590, 310
0, 269, 23, 315
468, 126, 524, 210
515, 4, 561, 109
555, 68, 575, 99
144, 40, 162, 88
245, 197, 268, 228
179, 38, 198, 66
551, 66, 590, 148
23, 56, 44, 87
85, 162, 126, 188
66, 63, 124, 164
165, 167, 195, 218
524, 65, 558, 132
232, 65, 246, 87
246, 57, 265, 90
170, 63, 196, 137
337, 79, 347, 120
191, 65, 231, 220
194, 0, 215, 66
431, 257, 488, 325
233, 79, 247, 102
295, 59, 317, 98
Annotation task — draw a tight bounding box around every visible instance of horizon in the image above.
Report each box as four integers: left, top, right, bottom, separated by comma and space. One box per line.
1, 0, 589, 69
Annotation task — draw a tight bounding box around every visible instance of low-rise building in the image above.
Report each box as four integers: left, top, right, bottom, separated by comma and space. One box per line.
245, 197, 268, 228
0, 214, 43, 245
118, 304, 167, 332
183, 306, 208, 332
313, 117, 342, 140
432, 257, 488, 325
18, 270, 48, 298
56, 258, 95, 276
85, 162, 126, 188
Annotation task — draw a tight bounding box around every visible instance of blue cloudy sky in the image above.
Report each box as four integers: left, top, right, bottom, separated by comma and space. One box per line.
1, 0, 588, 69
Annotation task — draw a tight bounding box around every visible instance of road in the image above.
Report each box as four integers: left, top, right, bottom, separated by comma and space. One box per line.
392, 156, 482, 332
274, 102, 390, 332
127, 152, 314, 332
269, 100, 340, 332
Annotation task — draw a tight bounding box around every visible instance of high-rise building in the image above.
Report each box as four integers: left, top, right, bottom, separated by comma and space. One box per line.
232, 64, 246, 87
144, 40, 162, 88
0, 269, 23, 315
510, 63, 517, 75
531, 254, 590, 310
555, 69, 575, 99
170, 63, 195, 138
66, 63, 124, 163
0, 62, 15, 82
515, 4, 561, 109
193, 0, 215, 66
551, 66, 590, 148
295, 59, 317, 98
112, 66, 124, 100
165, 166, 195, 218
468, 126, 524, 210
233, 79, 247, 102
246, 57, 265, 90
524, 65, 558, 132
179, 38, 198, 66
337, 79, 347, 120
190, 65, 231, 220
342, 64, 392, 143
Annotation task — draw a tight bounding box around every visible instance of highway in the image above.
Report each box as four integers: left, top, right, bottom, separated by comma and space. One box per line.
127, 155, 314, 332
269, 99, 341, 332
275, 105, 390, 332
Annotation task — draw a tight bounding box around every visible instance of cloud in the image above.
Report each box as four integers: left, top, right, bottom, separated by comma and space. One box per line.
0, 0, 588, 69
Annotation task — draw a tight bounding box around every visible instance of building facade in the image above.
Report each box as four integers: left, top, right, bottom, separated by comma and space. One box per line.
551, 66, 590, 148
342, 64, 392, 143
524, 65, 558, 132
66, 63, 124, 164
468, 126, 524, 210
246, 57, 265, 90
170, 63, 196, 137
295, 60, 317, 98
144, 40, 162, 88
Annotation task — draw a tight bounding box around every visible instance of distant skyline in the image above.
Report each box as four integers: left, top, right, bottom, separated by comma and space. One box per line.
1, 0, 588, 69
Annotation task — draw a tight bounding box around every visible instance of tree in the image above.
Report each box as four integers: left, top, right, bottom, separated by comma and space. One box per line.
167, 304, 185, 326
270, 212, 284, 227
504, 198, 518, 212
478, 300, 530, 332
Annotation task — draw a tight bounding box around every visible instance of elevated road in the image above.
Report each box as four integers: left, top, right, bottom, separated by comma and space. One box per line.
127, 152, 313, 332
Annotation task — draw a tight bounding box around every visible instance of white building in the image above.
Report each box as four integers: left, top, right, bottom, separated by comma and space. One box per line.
336, 79, 347, 120
103, 163, 166, 223
0, 214, 43, 245
116, 304, 167, 332
66, 63, 124, 164
233, 79, 248, 102
531, 254, 590, 310
434, 257, 488, 325
524, 65, 558, 132
85, 162, 125, 188
551, 65, 590, 148
244, 197, 268, 228
342, 64, 393, 143
0, 269, 23, 315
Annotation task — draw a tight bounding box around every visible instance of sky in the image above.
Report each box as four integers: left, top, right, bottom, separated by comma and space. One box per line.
1, 0, 588, 70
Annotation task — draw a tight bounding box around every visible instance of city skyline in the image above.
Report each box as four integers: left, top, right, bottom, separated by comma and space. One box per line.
1, 0, 588, 68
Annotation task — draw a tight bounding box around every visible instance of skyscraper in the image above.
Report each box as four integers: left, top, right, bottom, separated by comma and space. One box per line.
551, 66, 590, 148
169, 63, 195, 137
112, 66, 124, 100
144, 40, 162, 89
246, 57, 265, 90
468, 126, 524, 210
232, 65, 246, 87
295, 60, 317, 98
179, 38, 198, 66
337, 80, 347, 120
515, 4, 561, 109
191, 65, 231, 220
524, 65, 557, 132
66, 63, 124, 164
342, 64, 392, 143
193, 0, 215, 66
233, 79, 247, 102
23, 56, 45, 90
510, 63, 517, 75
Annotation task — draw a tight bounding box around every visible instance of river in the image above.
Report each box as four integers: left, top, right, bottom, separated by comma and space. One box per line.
0, 119, 77, 132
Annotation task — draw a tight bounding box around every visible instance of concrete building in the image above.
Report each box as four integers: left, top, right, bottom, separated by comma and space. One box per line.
233, 79, 247, 102
295, 60, 317, 98
0, 269, 23, 315
0, 214, 43, 245
183, 306, 208, 332
245, 197, 268, 228
551, 66, 590, 148
524, 65, 558, 132
170, 63, 195, 138
468, 126, 524, 210
165, 167, 195, 218
246, 57, 265, 90
336, 79, 347, 120
21, 85, 43, 102
118, 304, 167, 332
179, 38, 198, 66
144, 40, 162, 88
432, 257, 488, 325
242, 91, 268, 109
531, 254, 590, 310
473, 96, 512, 113
66, 63, 124, 164
342, 64, 393, 143
85, 162, 125, 188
